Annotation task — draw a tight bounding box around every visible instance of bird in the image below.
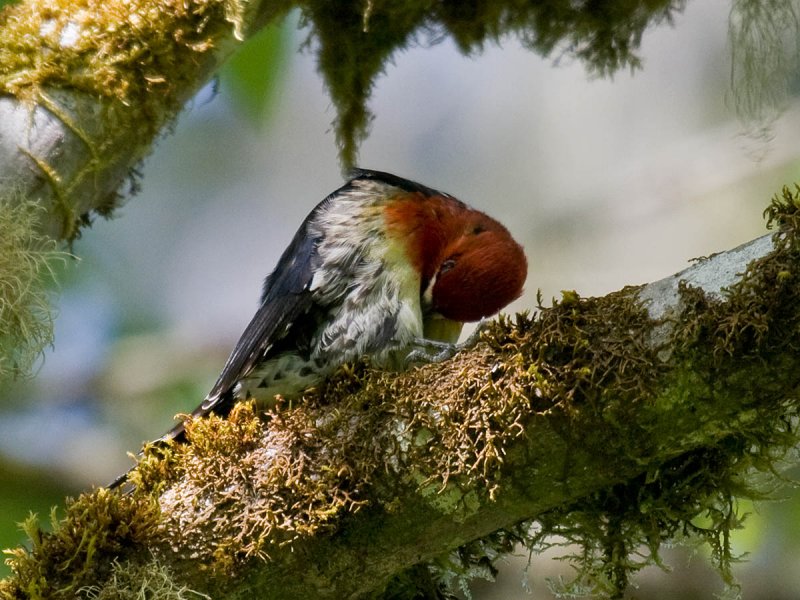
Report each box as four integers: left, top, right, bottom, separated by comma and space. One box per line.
109, 169, 526, 488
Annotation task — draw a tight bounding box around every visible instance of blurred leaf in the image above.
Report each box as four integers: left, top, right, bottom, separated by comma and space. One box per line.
0, 460, 72, 578
220, 23, 287, 125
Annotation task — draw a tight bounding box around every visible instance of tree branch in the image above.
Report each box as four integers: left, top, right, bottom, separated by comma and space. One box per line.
2, 1, 795, 597
0, 0, 290, 240
5, 191, 800, 598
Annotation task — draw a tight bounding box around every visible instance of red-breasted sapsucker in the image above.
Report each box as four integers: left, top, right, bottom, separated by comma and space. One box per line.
111, 169, 526, 486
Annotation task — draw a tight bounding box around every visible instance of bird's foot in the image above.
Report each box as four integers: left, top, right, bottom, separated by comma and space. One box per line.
405, 319, 489, 365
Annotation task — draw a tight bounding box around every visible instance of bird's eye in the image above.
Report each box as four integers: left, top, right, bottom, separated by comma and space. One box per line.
471, 224, 487, 235
439, 258, 457, 274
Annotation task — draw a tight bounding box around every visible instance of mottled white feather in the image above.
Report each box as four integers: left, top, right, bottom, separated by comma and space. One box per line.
238, 178, 424, 401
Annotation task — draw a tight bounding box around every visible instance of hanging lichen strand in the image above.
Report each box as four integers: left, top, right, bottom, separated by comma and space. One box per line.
302, 0, 685, 168
0, 197, 63, 383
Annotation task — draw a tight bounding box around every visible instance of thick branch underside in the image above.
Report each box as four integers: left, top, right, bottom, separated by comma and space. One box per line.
6, 193, 800, 598
0, 0, 287, 240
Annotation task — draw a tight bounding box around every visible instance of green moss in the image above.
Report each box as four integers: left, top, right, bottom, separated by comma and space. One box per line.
150, 400, 379, 574
0, 489, 162, 599
0, 0, 235, 108
414, 476, 481, 523
0, 0, 251, 239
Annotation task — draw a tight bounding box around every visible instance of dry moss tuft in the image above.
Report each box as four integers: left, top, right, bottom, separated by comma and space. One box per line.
155, 399, 379, 571
481, 287, 664, 469
674, 187, 800, 362
0, 489, 161, 599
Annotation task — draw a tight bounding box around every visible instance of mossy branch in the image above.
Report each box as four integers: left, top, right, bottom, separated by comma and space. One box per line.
0, 0, 292, 242
5, 189, 800, 599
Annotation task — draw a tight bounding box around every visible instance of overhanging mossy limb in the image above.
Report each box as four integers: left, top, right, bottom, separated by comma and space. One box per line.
0, 0, 293, 240
6, 187, 800, 599
302, 0, 685, 169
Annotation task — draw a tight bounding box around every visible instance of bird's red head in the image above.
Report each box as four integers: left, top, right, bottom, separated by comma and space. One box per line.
385, 189, 527, 323
428, 208, 527, 322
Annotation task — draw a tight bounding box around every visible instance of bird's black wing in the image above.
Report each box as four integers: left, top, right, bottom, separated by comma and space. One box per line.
109, 202, 330, 489
158, 210, 325, 444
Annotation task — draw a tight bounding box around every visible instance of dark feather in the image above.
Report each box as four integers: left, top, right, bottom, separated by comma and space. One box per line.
349, 168, 453, 201
159, 214, 326, 445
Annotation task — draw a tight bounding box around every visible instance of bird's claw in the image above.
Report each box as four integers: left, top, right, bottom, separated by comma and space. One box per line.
405, 319, 489, 366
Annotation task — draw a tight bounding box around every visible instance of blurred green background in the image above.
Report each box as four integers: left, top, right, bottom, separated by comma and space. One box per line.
2, 3, 800, 598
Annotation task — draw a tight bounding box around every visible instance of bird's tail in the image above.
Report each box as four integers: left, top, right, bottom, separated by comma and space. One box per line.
106, 424, 187, 491
107, 392, 233, 490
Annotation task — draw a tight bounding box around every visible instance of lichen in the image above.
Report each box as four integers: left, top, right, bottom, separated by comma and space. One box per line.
301, 0, 686, 168
79, 557, 210, 600
0, 196, 63, 382
729, 0, 800, 142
